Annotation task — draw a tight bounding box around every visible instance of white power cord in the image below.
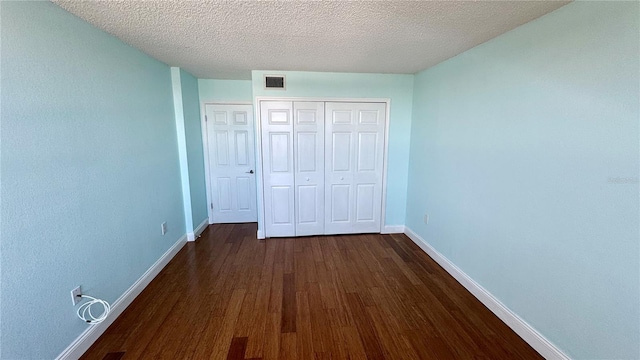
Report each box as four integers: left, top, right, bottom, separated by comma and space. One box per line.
76, 295, 111, 324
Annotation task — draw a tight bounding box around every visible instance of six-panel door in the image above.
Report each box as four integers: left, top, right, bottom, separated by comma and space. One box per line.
205, 104, 257, 223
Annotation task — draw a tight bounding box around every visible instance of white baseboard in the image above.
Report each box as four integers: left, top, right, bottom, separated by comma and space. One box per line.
257, 229, 265, 240
403, 227, 569, 360
187, 218, 209, 241
381, 225, 405, 234
56, 235, 188, 360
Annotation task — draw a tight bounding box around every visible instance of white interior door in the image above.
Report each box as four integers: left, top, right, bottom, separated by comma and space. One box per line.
293, 102, 324, 236
324, 102, 386, 234
260, 101, 295, 237
205, 104, 257, 223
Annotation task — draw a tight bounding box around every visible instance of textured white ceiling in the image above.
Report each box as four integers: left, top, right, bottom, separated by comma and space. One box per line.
54, 1, 569, 80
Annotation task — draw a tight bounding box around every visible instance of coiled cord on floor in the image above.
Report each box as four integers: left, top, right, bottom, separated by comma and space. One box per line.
76, 295, 111, 324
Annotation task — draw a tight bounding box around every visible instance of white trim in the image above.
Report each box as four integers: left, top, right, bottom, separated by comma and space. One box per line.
195, 218, 210, 235
56, 235, 188, 360
403, 227, 570, 360
200, 101, 214, 224
254, 97, 392, 237
380, 100, 391, 230
254, 100, 266, 238
200, 101, 253, 105
187, 218, 209, 241
255, 96, 392, 103
381, 225, 405, 234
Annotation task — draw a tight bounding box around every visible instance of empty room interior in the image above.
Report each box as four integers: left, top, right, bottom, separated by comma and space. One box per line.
1, 1, 639, 359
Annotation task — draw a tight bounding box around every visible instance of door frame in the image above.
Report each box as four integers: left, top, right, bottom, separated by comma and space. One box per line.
200, 101, 255, 225
254, 97, 392, 239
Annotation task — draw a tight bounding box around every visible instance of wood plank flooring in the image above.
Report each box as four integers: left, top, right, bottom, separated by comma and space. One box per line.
81, 223, 542, 360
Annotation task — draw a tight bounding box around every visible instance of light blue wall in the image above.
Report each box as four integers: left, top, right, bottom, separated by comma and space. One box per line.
1, 2, 185, 359
405, 2, 639, 359
180, 70, 208, 229
252, 70, 414, 227
2, 1, 636, 359
170, 68, 194, 233
198, 79, 253, 102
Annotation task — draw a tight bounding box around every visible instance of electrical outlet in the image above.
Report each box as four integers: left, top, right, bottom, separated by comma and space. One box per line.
424, 214, 429, 224
71, 286, 82, 306
161, 222, 167, 235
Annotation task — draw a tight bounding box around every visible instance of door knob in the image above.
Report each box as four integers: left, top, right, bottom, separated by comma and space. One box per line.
306, 177, 310, 181
340, 176, 344, 180
246, 170, 254, 174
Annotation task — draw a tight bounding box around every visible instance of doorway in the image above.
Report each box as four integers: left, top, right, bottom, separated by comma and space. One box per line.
203, 103, 258, 223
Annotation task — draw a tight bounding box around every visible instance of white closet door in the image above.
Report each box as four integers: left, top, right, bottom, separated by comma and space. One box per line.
293, 102, 324, 236
325, 102, 386, 234
261, 101, 295, 237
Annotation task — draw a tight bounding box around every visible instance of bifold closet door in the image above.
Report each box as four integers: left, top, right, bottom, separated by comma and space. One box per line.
262, 101, 325, 237
261, 100, 385, 237
293, 102, 324, 236
261, 101, 295, 237
325, 102, 386, 234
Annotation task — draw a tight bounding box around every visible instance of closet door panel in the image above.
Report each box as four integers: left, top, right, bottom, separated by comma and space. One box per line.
294, 101, 325, 236
325, 102, 386, 234
261, 101, 295, 237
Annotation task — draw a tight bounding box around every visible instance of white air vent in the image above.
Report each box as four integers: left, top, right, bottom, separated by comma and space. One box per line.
264, 75, 285, 90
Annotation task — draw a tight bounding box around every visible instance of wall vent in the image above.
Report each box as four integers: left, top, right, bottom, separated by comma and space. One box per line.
264, 75, 285, 90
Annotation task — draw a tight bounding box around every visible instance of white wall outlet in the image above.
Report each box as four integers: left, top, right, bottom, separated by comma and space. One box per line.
161, 222, 167, 235
424, 214, 429, 224
71, 286, 82, 306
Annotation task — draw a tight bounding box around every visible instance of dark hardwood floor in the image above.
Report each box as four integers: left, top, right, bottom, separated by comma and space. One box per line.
81, 223, 542, 360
